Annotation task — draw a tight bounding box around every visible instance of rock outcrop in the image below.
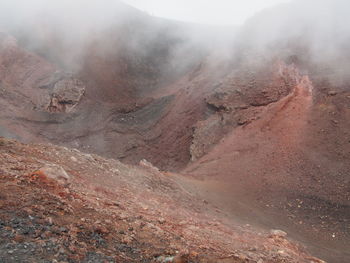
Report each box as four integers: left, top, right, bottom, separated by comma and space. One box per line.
46, 77, 85, 113
190, 62, 300, 160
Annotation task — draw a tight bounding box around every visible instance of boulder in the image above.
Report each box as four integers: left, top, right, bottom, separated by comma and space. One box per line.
269, 229, 287, 238
47, 77, 85, 113
37, 164, 70, 183
327, 90, 337, 96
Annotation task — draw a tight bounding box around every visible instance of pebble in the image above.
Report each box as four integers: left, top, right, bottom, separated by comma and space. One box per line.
269, 229, 287, 238
59, 227, 68, 233
158, 218, 166, 224
121, 235, 133, 244
157, 256, 174, 263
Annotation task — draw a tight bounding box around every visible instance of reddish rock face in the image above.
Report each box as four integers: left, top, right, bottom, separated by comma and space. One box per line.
190, 62, 299, 161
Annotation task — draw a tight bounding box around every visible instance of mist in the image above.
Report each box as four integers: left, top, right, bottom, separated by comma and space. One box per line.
0, 2, 349, 262
235, 0, 350, 85
0, 0, 349, 93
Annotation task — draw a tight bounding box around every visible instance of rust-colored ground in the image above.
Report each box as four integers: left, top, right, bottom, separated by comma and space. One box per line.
0, 138, 325, 262
0, 2, 349, 262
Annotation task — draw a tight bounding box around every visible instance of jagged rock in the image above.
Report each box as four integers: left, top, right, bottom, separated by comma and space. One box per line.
327, 90, 337, 96
190, 115, 225, 161
157, 256, 175, 263
157, 254, 188, 263
46, 77, 85, 113
121, 235, 133, 244
139, 159, 160, 173
158, 217, 166, 224
269, 229, 287, 238
190, 62, 299, 161
308, 258, 327, 263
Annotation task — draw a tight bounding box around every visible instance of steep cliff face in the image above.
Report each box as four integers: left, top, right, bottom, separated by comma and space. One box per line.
190, 61, 297, 161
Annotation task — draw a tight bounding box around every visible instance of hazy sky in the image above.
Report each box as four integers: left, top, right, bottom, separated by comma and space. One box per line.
122, 0, 291, 25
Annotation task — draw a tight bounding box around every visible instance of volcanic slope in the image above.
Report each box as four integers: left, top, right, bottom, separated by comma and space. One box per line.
183, 61, 350, 263
0, 0, 349, 262
0, 137, 326, 262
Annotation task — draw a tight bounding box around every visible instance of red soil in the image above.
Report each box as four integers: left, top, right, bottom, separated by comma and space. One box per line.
0, 2, 349, 262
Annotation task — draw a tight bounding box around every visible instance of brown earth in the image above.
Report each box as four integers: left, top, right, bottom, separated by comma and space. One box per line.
0, 137, 326, 263
0, 1, 349, 262
183, 62, 350, 262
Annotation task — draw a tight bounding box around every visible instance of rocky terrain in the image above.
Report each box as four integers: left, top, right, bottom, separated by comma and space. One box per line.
0, 0, 349, 262
0, 137, 326, 262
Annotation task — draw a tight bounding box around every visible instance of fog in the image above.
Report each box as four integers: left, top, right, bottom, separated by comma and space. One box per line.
123, 0, 291, 25
239, 0, 350, 55
0, 0, 227, 80
234, 0, 350, 85
0, 0, 349, 89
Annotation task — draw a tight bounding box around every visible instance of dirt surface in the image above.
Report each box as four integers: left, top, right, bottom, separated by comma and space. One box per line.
0, 138, 326, 262
184, 62, 350, 262
0, 1, 349, 262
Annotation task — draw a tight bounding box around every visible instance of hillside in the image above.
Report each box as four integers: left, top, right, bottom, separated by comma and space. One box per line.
0, 137, 325, 262
0, 0, 349, 262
